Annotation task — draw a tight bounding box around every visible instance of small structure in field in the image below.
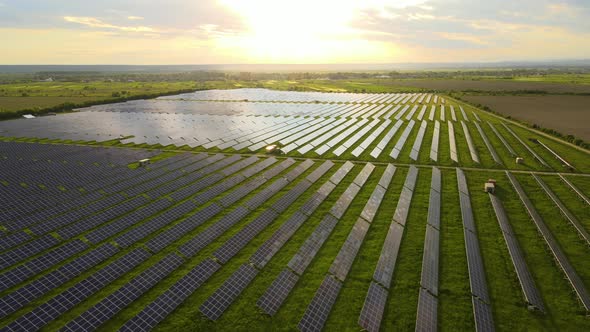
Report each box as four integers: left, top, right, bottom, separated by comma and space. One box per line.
516, 157, 524, 164
484, 180, 496, 193
138, 159, 151, 167
22, 114, 35, 119
265, 144, 282, 155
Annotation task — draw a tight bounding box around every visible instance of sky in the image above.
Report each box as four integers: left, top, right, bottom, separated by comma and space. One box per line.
0, 0, 589, 64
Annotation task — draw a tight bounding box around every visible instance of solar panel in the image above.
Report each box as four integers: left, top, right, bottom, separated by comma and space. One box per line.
119, 258, 221, 332
461, 121, 480, 163
329, 218, 370, 281
474, 122, 502, 164
358, 281, 388, 332
488, 193, 545, 312
288, 214, 339, 275
473, 297, 495, 332
257, 268, 300, 316
200, 264, 259, 321
298, 276, 342, 332
430, 120, 440, 162
410, 120, 428, 160
507, 172, 590, 311
372, 222, 404, 287
415, 288, 438, 332
420, 225, 440, 295
448, 121, 459, 163
360, 186, 387, 223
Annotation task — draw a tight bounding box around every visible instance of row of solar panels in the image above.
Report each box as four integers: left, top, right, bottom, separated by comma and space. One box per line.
1, 154, 338, 330
158, 89, 438, 104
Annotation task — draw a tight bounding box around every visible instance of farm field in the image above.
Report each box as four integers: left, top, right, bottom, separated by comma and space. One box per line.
0, 89, 589, 332
376, 79, 590, 94
462, 95, 590, 141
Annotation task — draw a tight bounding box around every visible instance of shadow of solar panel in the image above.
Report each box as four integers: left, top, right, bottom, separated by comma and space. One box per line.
257, 269, 300, 316
358, 281, 388, 332
416, 288, 438, 332
120, 258, 221, 332
329, 218, 369, 281
200, 264, 259, 321
473, 297, 495, 332
288, 215, 339, 275
298, 276, 342, 332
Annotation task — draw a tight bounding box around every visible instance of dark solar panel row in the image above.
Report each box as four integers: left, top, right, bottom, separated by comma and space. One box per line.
474, 122, 502, 165
146, 203, 223, 253
461, 121, 480, 163
558, 174, 590, 206
3, 248, 150, 331
0, 239, 87, 292
358, 281, 389, 332
456, 168, 495, 331
506, 172, 590, 312
533, 174, 590, 246
61, 253, 184, 331
250, 162, 350, 269
119, 259, 221, 332
199, 264, 259, 321
501, 123, 550, 168
359, 166, 419, 332
298, 276, 343, 332
114, 199, 198, 248
488, 193, 545, 312
121, 163, 338, 325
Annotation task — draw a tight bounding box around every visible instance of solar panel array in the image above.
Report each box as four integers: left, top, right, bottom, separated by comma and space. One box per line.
2, 88, 589, 332
488, 192, 545, 312
456, 168, 494, 332
296, 165, 395, 331
415, 167, 442, 330
358, 165, 419, 332
506, 172, 590, 311
257, 163, 375, 316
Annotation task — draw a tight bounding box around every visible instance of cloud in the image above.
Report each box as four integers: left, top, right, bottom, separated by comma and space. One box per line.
63, 16, 155, 32
127, 16, 144, 20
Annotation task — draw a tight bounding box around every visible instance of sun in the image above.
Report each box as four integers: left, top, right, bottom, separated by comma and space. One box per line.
216, 0, 405, 63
